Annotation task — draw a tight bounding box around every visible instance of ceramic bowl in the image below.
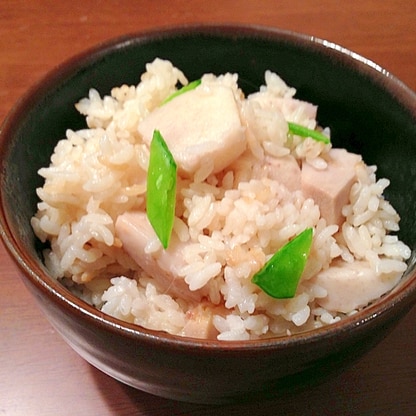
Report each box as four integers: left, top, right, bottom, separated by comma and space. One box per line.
1, 25, 415, 404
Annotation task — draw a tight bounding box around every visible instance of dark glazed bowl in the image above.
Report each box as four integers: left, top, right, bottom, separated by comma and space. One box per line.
1, 25, 415, 404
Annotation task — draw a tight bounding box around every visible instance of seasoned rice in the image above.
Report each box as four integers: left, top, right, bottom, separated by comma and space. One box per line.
31, 58, 411, 340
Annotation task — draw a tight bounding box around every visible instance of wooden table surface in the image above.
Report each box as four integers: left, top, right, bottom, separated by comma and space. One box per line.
1, 1, 415, 415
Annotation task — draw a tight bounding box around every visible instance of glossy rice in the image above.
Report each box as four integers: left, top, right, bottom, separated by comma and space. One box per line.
31, 58, 411, 340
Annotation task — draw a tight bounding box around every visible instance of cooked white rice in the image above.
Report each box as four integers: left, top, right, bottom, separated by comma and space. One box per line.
31, 58, 411, 340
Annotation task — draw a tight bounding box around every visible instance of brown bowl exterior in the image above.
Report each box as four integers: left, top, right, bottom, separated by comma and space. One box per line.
1, 25, 416, 404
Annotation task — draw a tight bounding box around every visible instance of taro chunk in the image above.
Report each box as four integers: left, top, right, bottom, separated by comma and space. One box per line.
180, 304, 219, 340
301, 149, 362, 225
314, 259, 402, 313
138, 84, 246, 177
265, 154, 301, 192
115, 211, 204, 302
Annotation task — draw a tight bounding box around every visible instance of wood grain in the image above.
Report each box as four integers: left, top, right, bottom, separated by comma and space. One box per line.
1, 1, 415, 414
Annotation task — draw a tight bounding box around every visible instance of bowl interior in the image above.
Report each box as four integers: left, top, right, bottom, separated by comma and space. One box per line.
1, 24, 416, 334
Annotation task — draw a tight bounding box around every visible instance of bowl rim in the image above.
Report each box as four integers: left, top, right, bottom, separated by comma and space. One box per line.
1, 23, 416, 350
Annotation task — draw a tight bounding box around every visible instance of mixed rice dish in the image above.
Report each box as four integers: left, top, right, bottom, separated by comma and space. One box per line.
31, 58, 411, 340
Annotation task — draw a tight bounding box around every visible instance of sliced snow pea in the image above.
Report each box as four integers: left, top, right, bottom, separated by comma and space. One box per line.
161, 79, 201, 105
288, 122, 330, 144
252, 228, 313, 298
146, 130, 177, 249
